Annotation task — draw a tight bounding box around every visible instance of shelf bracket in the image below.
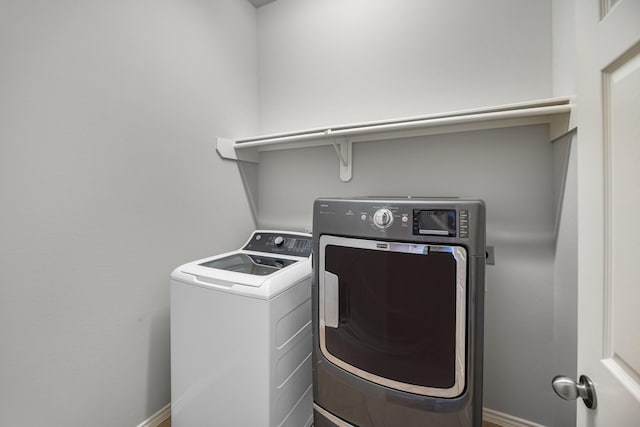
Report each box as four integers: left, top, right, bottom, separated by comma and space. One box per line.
326, 129, 352, 182
216, 137, 259, 163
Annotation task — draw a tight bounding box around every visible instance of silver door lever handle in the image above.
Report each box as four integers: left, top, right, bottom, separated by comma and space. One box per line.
552, 375, 597, 409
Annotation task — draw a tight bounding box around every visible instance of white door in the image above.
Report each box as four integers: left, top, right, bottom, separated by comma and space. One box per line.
575, 0, 640, 425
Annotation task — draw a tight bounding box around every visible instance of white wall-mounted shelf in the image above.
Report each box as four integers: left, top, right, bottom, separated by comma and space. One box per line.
217, 97, 572, 182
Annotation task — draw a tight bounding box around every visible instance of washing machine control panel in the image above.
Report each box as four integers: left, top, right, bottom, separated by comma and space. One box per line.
243, 232, 312, 257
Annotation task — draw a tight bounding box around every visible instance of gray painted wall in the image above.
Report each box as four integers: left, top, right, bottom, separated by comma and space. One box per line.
0, 1, 257, 425
552, 0, 577, 98
257, 0, 552, 134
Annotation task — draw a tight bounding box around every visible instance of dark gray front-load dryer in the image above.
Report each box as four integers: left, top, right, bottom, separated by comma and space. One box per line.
312, 197, 486, 426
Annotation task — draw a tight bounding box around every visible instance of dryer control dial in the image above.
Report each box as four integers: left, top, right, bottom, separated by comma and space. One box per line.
273, 236, 285, 246
373, 208, 394, 229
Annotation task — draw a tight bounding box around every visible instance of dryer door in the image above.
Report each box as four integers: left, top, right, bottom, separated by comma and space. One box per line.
318, 235, 468, 398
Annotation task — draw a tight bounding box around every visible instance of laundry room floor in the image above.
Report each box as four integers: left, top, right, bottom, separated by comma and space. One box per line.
159, 418, 501, 426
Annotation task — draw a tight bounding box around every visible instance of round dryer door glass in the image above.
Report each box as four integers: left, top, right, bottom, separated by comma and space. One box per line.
199, 254, 296, 276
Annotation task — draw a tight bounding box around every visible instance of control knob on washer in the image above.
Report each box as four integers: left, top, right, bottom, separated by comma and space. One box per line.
373, 208, 394, 229
274, 236, 285, 247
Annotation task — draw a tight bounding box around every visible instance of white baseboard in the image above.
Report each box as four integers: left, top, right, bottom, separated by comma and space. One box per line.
136, 404, 541, 427
483, 408, 548, 427
136, 403, 171, 427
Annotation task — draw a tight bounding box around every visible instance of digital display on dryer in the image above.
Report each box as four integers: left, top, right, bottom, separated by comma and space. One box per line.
414, 209, 456, 236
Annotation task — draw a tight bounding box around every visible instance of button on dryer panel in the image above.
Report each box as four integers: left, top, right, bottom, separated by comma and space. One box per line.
459, 209, 469, 238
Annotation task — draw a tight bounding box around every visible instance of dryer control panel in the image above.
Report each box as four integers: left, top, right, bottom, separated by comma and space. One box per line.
313, 197, 485, 256
243, 232, 312, 257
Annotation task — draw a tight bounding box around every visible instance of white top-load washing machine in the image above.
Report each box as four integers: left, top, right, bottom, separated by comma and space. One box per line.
170, 230, 313, 427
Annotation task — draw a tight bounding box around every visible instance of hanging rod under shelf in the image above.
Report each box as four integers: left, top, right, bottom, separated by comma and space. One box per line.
216, 97, 572, 182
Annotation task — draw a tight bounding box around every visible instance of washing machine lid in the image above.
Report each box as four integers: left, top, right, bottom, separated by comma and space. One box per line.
170, 230, 312, 298
175, 249, 305, 288
198, 253, 297, 276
